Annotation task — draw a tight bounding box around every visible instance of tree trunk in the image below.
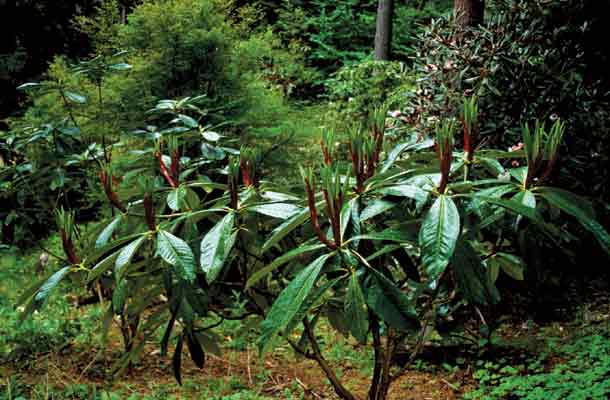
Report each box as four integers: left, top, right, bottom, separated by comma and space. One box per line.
454, 0, 485, 28
374, 0, 394, 60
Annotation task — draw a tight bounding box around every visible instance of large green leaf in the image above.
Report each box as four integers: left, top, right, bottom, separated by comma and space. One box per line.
248, 203, 302, 220
260, 205, 312, 253
246, 243, 326, 289
348, 222, 418, 244
360, 199, 396, 221
114, 236, 146, 280
380, 138, 435, 173
537, 187, 610, 256
452, 240, 500, 305
345, 272, 368, 343
87, 252, 120, 283
513, 190, 536, 209
363, 269, 419, 332
258, 253, 331, 354
157, 230, 196, 283
96, 215, 122, 249
340, 198, 358, 240
489, 252, 525, 281
284, 277, 340, 337
34, 266, 71, 306
167, 186, 187, 211
419, 195, 460, 281
379, 184, 428, 209
478, 197, 558, 238
200, 213, 235, 283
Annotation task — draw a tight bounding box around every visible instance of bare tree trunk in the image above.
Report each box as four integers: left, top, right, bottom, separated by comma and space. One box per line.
374, 0, 394, 60
454, 0, 485, 28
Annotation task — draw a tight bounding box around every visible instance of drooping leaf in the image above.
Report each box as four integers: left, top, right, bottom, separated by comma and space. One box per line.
200, 213, 235, 283
186, 333, 206, 369
112, 279, 127, 314
161, 300, 181, 357
96, 215, 122, 249
173, 334, 184, 385
537, 187, 610, 256
196, 332, 222, 357
157, 230, 197, 283
246, 243, 326, 289
419, 195, 460, 282
258, 253, 331, 354
452, 240, 500, 305
114, 236, 146, 280
345, 272, 368, 343
363, 269, 418, 332
35, 266, 71, 305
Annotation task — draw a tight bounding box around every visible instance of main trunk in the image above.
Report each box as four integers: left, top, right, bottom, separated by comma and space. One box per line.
454, 0, 485, 28
374, 0, 394, 60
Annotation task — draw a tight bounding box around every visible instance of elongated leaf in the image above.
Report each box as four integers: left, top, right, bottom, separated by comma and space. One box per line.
340, 198, 358, 240
258, 253, 331, 354
345, 273, 368, 343
493, 252, 525, 281
284, 277, 341, 337
112, 279, 127, 314
167, 186, 187, 211
158, 230, 196, 283
452, 240, 500, 305
419, 195, 460, 281
478, 197, 558, 238
513, 190, 536, 209
261, 206, 312, 253
246, 243, 325, 289
114, 236, 146, 280
173, 335, 184, 385
379, 184, 428, 208
537, 187, 609, 256
161, 301, 181, 357
96, 215, 122, 249
381, 138, 434, 173
65, 91, 87, 104
249, 203, 302, 220
200, 213, 234, 283
87, 253, 121, 283
196, 332, 222, 357
537, 187, 595, 219
364, 269, 418, 331
16, 269, 56, 308
186, 333, 205, 369
478, 157, 505, 177
360, 199, 396, 221
34, 266, 70, 305
349, 223, 418, 244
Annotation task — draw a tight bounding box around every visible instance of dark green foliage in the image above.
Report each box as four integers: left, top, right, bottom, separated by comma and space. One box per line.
467, 329, 610, 400
404, 0, 610, 199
